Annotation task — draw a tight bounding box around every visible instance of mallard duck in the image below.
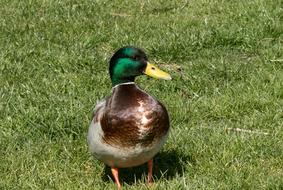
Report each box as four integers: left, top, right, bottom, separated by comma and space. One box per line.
87, 46, 171, 189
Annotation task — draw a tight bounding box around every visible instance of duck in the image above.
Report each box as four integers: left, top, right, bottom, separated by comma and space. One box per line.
87, 46, 171, 189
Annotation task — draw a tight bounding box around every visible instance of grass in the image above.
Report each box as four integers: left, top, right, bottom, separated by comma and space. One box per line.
0, 0, 282, 189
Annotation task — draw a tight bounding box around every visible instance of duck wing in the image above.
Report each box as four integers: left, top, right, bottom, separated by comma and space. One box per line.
92, 98, 108, 123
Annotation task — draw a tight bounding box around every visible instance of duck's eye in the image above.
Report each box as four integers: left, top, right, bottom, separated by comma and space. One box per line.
151, 67, 155, 70
132, 56, 139, 61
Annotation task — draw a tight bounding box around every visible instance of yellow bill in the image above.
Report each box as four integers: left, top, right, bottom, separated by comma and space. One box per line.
144, 63, 172, 80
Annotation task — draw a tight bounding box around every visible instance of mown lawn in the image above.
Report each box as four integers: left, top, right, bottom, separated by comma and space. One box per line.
0, 0, 282, 189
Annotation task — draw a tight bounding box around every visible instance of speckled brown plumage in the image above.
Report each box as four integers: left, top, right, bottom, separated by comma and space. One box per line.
98, 83, 169, 148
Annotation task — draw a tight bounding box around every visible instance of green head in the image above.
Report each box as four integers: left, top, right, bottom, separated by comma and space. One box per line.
109, 46, 171, 86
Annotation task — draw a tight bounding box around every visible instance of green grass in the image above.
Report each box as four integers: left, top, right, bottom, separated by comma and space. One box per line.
1, 0, 282, 189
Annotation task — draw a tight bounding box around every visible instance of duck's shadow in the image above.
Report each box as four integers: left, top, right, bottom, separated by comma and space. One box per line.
102, 150, 194, 185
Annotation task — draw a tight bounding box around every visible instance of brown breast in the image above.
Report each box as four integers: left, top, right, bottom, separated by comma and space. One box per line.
99, 83, 169, 148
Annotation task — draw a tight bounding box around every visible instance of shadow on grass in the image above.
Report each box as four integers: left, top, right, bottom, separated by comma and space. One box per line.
102, 150, 194, 185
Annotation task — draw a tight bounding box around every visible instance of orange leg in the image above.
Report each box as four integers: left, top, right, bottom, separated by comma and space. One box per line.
111, 167, 121, 190
147, 159, 153, 184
